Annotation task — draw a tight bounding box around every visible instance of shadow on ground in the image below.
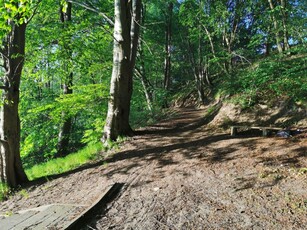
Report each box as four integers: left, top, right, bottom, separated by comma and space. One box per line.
24, 106, 306, 195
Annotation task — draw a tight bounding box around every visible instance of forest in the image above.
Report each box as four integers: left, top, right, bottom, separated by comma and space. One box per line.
0, 0, 306, 215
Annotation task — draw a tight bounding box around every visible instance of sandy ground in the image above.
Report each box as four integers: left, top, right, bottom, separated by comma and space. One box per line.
1, 108, 306, 229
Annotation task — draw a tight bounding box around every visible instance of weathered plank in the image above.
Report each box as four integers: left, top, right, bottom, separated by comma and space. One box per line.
64, 182, 124, 229
0, 183, 124, 230
0, 210, 38, 229
230, 126, 283, 137
0, 204, 86, 230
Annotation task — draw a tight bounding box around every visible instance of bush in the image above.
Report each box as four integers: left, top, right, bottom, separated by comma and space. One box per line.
219, 52, 307, 107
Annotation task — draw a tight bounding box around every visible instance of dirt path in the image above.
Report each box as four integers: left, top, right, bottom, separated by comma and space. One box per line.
1, 108, 306, 229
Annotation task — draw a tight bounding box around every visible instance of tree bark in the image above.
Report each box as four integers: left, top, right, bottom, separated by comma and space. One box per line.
163, 2, 173, 91
57, 2, 73, 157
268, 0, 283, 53
265, 26, 271, 56
280, 0, 290, 51
0, 21, 28, 187
103, 0, 141, 141
137, 3, 153, 111
197, 13, 205, 105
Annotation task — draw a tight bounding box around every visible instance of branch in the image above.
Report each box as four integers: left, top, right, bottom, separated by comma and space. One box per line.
65, 0, 118, 42
139, 37, 153, 55
231, 52, 252, 65
0, 86, 8, 90
26, 0, 43, 24
66, 0, 114, 26
134, 66, 153, 88
144, 21, 164, 26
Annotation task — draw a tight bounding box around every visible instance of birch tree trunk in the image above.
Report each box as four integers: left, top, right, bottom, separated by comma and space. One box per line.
103, 0, 141, 141
0, 21, 28, 187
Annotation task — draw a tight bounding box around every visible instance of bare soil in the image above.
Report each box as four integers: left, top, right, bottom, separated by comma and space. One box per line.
1, 107, 306, 229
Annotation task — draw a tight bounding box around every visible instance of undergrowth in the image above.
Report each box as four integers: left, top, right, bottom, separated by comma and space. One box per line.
25, 142, 104, 181
0, 183, 9, 201
0, 139, 125, 201
219, 50, 307, 108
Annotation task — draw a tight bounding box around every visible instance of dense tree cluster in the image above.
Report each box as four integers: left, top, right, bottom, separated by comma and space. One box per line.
0, 0, 306, 187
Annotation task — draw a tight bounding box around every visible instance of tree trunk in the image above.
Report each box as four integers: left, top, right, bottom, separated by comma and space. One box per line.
57, 73, 73, 157
163, 2, 173, 91
197, 15, 205, 105
137, 3, 153, 111
57, 2, 73, 157
265, 26, 271, 56
0, 22, 28, 187
280, 0, 290, 51
268, 0, 283, 53
103, 0, 141, 141
135, 66, 153, 111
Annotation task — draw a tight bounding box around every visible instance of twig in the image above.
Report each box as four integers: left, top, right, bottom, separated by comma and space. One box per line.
231, 52, 252, 65
26, 0, 43, 24
139, 37, 153, 55
66, 0, 114, 26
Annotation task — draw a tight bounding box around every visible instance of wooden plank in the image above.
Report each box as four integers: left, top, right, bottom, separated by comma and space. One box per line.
0, 204, 86, 230
0, 183, 124, 229
262, 129, 269, 137
64, 182, 125, 230
24, 205, 79, 229
230, 125, 283, 136
230, 125, 283, 130
0, 210, 38, 230
250, 126, 283, 131
230, 127, 237, 136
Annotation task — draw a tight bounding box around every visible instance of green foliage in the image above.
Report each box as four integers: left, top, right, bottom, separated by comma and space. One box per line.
0, 0, 305, 187
25, 142, 104, 180
0, 0, 35, 40
20, 83, 109, 168
18, 189, 29, 199
220, 50, 307, 108
0, 183, 9, 201
19, 0, 113, 167
82, 118, 105, 145
130, 76, 176, 129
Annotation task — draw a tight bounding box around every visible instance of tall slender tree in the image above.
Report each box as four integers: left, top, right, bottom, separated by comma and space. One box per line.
164, 2, 173, 91
103, 0, 141, 141
0, 1, 34, 187
57, 1, 73, 157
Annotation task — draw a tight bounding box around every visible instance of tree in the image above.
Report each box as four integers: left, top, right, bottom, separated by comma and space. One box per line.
0, 1, 35, 187
267, 0, 285, 53
135, 3, 154, 111
164, 2, 173, 91
103, 0, 141, 141
57, 1, 73, 157
19, 0, 114, 166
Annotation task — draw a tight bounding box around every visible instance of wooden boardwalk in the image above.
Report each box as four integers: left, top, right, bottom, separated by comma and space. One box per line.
0, 183, 124, 230
0, 204, 87, 230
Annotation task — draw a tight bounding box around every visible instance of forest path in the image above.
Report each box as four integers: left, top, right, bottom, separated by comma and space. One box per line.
0, 107, 306, 229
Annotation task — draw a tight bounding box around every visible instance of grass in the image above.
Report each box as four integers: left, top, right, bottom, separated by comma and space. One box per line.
25, 142, 104, 181
0, 137, 128, 201
0, 142, 104, 201
0, 183, 10, 201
